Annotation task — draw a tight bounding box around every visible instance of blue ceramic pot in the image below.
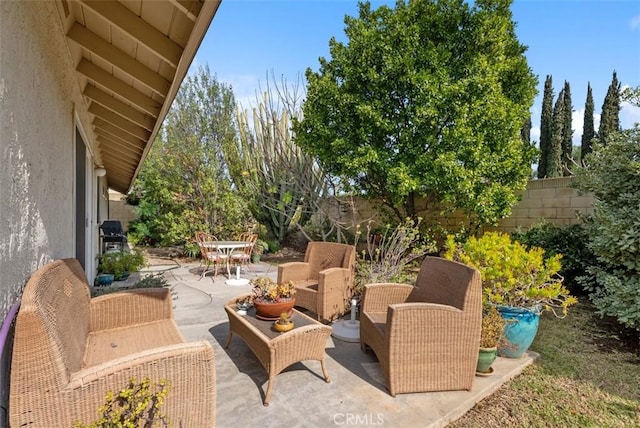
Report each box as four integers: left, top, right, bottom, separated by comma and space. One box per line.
497, 305, 541, 358
95, 273, 114, 286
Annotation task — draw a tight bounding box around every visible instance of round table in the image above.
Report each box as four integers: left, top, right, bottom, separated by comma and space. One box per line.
203, 240, 252, 285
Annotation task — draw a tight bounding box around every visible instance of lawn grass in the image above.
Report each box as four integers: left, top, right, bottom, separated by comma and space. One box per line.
450, 298, 640, 427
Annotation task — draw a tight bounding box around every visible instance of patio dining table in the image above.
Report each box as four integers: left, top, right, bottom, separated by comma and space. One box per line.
203, 240, 252, 285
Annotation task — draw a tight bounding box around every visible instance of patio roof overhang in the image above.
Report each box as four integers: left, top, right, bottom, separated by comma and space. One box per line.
59, 0, 221, 194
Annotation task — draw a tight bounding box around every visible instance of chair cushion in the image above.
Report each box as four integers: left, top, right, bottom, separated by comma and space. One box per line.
294, 280, 318, 291
83, 319, 184, 367
365, 312, 387, 337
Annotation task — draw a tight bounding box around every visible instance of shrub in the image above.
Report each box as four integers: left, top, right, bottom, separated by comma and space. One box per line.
98, 249, 146, 279
91, 273, 170, 297
573, 127, 640, 331
512, 221, 594, 293
444, 232, 577, 317
182, 240, 200, 259
353, 218, 436, 296
480, 305, 508, 348
73, 377, 170, 427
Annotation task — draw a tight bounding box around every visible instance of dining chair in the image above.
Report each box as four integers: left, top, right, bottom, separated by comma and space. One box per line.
195, 231, 228, 280
231, 233, 257, 273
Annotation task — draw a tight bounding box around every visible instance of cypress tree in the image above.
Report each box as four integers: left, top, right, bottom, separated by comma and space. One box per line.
581, 83, 595, 163
520, 115, 531, 144
598, 71, 621, 144
548, 90, 564, 177
562, 81, 573, 175
538, 75, 554, 178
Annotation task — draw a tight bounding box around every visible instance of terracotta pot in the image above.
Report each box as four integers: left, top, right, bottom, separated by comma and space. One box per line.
253, 298, 296, 320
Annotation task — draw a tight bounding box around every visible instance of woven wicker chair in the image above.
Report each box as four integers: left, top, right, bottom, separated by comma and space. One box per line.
10, 258, 216, 427
230, 232, 257, 273
277, 242, 356, 322
196, 231, 229, 279
359, 256, 482, 396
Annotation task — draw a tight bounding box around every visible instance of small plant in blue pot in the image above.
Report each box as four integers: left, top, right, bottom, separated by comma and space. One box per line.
98, 249, 146, 281
445, 232, 577, 358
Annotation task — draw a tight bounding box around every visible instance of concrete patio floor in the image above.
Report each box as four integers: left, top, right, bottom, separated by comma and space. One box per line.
139, 259, 536, 427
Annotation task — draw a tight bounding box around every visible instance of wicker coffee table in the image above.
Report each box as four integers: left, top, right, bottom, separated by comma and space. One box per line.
224, 294, 332, 406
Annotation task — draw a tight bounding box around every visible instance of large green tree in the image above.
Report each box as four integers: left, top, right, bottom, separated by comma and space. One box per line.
294, 0, 537, 228
581, 82, 595, 164
538, 75, 554, 178
598, 71, 621, 144
128, 66, 247, 245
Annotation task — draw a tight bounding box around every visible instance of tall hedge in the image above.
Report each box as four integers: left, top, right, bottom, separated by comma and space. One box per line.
574, 127, 640, 331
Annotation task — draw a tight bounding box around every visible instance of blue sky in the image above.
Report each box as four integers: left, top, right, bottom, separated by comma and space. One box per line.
193, 0, 640, 146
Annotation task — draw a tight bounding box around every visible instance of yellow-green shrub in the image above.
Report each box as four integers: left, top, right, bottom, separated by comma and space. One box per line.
444, 232, 577, 317
74, 377, 170, 428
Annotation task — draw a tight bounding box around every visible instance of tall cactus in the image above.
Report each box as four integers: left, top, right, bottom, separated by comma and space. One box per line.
228, 83, 325, 242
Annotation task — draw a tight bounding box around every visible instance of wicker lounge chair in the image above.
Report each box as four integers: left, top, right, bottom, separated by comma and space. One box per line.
10, 258, 216, 427
359, 256, 482, 396
277, 241, 356, 322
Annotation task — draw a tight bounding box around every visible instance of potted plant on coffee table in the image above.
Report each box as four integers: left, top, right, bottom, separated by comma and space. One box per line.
250, 276, 296, 320
445, 232, 577, 358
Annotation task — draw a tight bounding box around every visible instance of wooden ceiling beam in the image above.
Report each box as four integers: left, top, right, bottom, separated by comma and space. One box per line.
95, 138, 144, 161
84, 85, 155, 131
93, 118, 147, 150
97, 136, 144, 162
101, 155, 139, 172
95, 131, 144, 156
167, 0, 202, 22
77, 59, 161, 117
89, 103, 151, 141
79, 0, 183, 67
67, 23, 170, 97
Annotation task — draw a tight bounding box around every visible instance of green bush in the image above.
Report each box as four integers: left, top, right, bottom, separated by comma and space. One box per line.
98, 249, 146, 280
444, 232, 577, 317
182, 240, 200, 259
512, 221, 594, 293
91, 273, 170, 297
353, 218, 436, 296
573, 127, 640, 331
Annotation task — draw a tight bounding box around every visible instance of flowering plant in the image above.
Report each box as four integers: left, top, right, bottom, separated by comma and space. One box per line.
250, 277, 296, 303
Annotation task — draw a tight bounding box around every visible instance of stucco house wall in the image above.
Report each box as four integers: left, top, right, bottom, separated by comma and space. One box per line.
0, 2, 101, 320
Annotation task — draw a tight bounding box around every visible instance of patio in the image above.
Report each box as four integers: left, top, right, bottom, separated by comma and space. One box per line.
140, 258, 536, 427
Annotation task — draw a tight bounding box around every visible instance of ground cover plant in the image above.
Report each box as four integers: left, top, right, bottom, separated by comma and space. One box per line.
449, 298, 640, 427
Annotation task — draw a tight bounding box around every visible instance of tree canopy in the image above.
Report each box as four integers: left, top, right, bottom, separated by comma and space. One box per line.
127, 66, 248, 245
598, 71, 621, 144
294, 0, 537, 228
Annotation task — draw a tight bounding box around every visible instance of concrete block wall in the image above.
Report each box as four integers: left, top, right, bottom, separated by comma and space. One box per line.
344, 177, 594, 235
111, 177, 594, 237
485, 177, 593, 234
107, 191, 137, 232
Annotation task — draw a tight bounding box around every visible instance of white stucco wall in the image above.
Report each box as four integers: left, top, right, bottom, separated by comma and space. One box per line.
0, 1, 98, 318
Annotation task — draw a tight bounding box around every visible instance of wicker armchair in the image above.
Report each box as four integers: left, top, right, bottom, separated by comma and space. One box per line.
277, 242, 356, 322
360, 256, 482, 396
10, 258, 216, 427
